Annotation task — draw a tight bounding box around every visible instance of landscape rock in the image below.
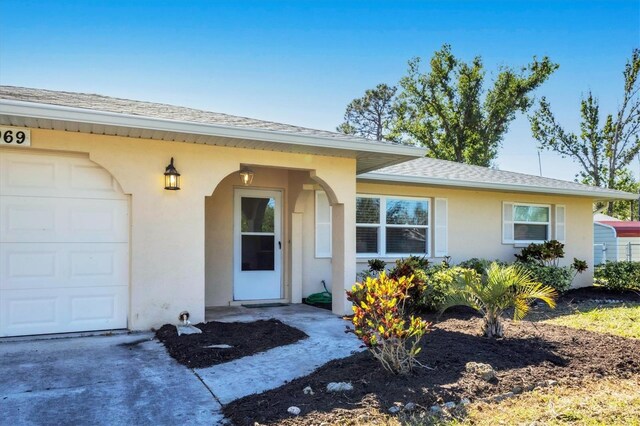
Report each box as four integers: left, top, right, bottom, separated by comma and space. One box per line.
404, 402, 416, 411
303, 386, 314, 395
287, 406, 301, 416
493, 392, 514, 402
546, 380, 558, 387
388, 406, 401, 414
443, 401, 456, 409
326, 382, 353, 392
512, 386, 523, 394
465, 362, 496, 381
203, 344, 233, 349
430, 405, 442, 413
176, 324, 202, 336
460, 398, 470, 406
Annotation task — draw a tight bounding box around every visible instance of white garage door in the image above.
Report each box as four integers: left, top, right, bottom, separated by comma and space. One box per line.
0, 150, 129, 337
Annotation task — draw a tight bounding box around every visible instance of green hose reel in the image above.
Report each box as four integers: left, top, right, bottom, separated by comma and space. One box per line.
304, 280, 332, 306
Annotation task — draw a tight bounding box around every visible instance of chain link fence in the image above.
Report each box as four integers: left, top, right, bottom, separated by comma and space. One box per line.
594, 242, 640, 265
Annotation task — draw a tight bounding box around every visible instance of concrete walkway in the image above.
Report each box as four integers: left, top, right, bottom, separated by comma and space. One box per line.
0, 304, 361, 425
199, 304, 362, 404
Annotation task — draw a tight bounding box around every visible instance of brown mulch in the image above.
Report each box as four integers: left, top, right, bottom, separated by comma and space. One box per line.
223, 300, 640, 425
155, 319, 308, 369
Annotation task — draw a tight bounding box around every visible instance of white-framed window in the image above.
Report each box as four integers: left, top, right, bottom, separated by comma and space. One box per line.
315, 190, 332, 257
503, 202, 551, 244
356, 195, 430, 257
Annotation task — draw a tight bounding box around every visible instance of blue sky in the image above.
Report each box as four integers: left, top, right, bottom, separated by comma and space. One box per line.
1, 1, 638, 181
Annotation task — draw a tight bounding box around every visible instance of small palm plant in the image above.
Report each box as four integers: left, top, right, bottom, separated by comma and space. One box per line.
441, 263, 558, 338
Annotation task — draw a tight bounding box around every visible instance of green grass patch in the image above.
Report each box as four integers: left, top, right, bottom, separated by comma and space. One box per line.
543, 304, 640, 339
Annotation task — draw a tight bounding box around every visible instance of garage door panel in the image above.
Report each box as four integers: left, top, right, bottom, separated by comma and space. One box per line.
0, 286, 128, 337
0, 197, 129, 243
1, 151, 126, 199
1, 243, 128, 290
0, 150, 129, 337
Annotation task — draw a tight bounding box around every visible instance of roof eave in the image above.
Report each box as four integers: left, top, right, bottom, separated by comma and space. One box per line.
0, 99, 426, 159
359, 172, 639, 201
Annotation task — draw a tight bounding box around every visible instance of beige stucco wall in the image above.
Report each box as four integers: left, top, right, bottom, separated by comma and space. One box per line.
356, 181, 595, 288
8, 128, 357, 330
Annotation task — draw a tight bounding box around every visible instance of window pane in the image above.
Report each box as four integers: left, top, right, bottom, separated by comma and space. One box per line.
514, 224, 548, 241
514, 205, 549, 223
356, 227, 378, 253
386, 199, 428, 225
356, 197, 380, 224
386, 228, 427, 254
241, 235, 275, 270
241, 197, 275, 232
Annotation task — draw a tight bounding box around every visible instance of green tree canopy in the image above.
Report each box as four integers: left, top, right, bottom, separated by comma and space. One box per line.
336, 83, 398, 142
338, 45, 558, 167
396, 45, 558, 166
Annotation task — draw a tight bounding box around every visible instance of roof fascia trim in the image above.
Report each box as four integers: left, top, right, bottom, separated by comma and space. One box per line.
0, 99, 426, 158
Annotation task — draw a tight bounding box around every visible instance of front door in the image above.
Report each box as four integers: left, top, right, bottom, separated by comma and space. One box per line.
234, 189, 282, 300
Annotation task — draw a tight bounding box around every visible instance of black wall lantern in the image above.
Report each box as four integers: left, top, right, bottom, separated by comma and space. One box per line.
164, 157, 181, 190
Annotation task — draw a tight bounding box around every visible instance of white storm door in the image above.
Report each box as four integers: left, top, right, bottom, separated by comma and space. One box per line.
234, 189, 282, 300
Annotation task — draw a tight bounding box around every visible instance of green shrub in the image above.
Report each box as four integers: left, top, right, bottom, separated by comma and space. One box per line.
346, 273, 430, 374
514, 240, 565, 266
421, 266, 470, 311
389, 256, 430, 307
594, 261, 640, 291
516, 261, 573, 293
458, 258, 507, 275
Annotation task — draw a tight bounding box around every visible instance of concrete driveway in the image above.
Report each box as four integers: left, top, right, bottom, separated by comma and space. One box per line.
0, 333, 223, 425
0, 305, 361, 426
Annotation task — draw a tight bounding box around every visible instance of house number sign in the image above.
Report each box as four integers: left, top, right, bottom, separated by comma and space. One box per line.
0, 126, 31, 147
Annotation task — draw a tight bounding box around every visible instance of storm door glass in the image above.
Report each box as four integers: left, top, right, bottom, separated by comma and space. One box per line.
240, 197, 275, 271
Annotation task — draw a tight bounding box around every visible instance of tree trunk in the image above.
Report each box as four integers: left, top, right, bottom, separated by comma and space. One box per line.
483, 315, 504, 338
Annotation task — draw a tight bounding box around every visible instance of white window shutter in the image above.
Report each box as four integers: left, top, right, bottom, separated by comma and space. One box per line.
315, 191, 332, 257
555, 205, 566, 243
434, 198, 448, 257
503, 202, 514, 243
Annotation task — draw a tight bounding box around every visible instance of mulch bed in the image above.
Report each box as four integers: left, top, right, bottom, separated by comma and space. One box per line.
224, 303, 640, 425
155, 319, 308, 369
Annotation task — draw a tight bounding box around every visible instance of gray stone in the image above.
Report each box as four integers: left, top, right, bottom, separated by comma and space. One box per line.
465, 362, 496, 381
430, 405, 442, 413
404, 402, 416, 411
203, 344, 233, 349
287, 406, 301, 416
460, 398, 471, 406
546, 380, 558, 387
326, 382, 353, 392
303, 386, 314, 395
443, 401, 456, 409
493, 392, 514, 402
388, 406, 401, 414
176, 324, 202, 336
512, 386, 523, 394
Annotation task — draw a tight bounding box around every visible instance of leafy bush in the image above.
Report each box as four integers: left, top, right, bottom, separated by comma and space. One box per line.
514, 240, 565, 266
594, 261, 640, 291
458, 258, 507, 275
346, 273, 430, 374
389, 256, 430, 306
421, 266, 470, 311
442, 263, 557, 338
518, 262, 574, 293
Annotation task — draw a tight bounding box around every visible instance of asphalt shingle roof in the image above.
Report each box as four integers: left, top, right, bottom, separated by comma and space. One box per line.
0, 85, 383, 145
365, 157, 637, 199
